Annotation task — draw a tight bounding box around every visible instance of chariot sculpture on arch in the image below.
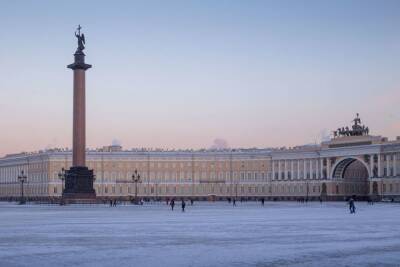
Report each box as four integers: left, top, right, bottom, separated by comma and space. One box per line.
333, 113, 370, 138
75, 24, 86, 52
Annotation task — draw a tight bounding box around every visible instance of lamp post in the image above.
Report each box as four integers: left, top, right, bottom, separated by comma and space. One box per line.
155, 181, 158, 201
306, 180, 309, 202
58, 168, 66, 205
58, 168, 66, 193
17, 170, 27, 204
235, 182, 238, 201
132, 169, 141, 204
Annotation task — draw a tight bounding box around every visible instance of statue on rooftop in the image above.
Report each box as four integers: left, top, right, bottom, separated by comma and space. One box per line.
334, 114, 370, 138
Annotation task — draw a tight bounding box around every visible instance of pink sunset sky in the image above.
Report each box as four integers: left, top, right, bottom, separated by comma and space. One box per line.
1, 1, 399, 157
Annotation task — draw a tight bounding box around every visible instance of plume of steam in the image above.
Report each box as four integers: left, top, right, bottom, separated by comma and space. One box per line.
112, 138, 121, 146
45, 137, 58, 150
319, 129, 331, 143
210, 138, 229, 150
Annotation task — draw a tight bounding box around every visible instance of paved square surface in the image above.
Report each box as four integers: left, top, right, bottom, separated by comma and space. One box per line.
1, 201, 399, 267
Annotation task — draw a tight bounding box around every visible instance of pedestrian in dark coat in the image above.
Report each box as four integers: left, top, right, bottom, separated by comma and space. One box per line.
170, 199, 175, 210
181, 199, 186, 212
349, 197, 356, 214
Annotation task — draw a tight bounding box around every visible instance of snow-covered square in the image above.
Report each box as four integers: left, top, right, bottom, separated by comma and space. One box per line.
0, 202, 399, 267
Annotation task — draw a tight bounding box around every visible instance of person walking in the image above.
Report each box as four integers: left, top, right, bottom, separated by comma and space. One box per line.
233, 198, 236, 206
170, 199, 175, 211
348, 197, 356, 214
261, 198, 265, 206
181, 199, 186, 212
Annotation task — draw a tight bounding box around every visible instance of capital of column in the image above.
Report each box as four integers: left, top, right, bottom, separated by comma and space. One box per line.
67, 51, 92, 70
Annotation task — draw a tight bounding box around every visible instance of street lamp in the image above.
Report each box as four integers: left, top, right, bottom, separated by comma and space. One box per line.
155, 182, 158, 201
235, 182, 238, 201
58, 168, 66, 205
132, 169, 142, 204
58, 168, 66, 193
17, 170, 27, 204
306, 180, 309, 202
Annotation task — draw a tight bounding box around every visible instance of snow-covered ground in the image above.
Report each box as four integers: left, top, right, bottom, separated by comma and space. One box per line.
0, 201, 399, 267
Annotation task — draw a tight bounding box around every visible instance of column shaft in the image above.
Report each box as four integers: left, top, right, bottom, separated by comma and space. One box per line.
387, 155, 390, 177
72, 69, 86, 167
378, 154, 382, 177
290, 160, 294, 180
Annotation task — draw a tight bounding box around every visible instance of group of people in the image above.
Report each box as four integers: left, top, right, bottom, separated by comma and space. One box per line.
228, 197, 265, 206
167, 198, 194, 212
106, 196, 358, 214
109, 199, 117, 207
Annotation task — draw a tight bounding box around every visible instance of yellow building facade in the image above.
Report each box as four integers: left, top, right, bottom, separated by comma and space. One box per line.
1, 132, 400, 201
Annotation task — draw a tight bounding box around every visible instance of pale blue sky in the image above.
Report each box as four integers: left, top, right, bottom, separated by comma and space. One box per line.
0, 0, 399, 156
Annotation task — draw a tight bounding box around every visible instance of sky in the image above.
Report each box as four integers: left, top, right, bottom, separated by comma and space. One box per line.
0, 0, 399, 156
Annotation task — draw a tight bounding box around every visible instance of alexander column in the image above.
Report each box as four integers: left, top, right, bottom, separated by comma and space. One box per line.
63, 25, 96, 199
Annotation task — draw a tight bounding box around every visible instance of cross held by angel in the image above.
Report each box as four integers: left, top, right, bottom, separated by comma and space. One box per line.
75, 25, 86, 51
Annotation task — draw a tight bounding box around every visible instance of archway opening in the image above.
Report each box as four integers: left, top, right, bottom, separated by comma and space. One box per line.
333, 158, 369, 198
